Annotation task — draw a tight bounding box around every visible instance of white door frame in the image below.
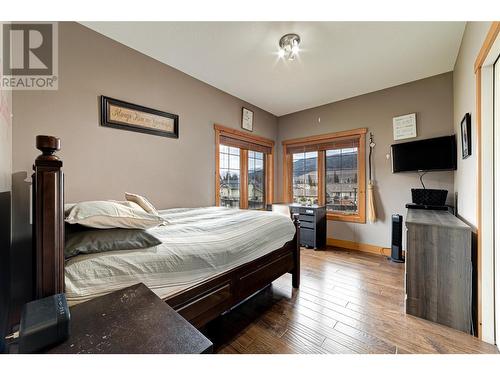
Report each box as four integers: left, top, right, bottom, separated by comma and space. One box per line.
478, 26, 500, 345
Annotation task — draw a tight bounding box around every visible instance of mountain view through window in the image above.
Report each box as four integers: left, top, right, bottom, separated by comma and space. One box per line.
219, 145, 240, 207
248, 150, 265, 209
292, 151, 318, 205
326, 147, 358, 213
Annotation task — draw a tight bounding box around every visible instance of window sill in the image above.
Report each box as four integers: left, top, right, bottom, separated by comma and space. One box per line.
326, 212, 366, 224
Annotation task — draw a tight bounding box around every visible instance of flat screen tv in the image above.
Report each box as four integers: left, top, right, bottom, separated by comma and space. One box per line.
391, 135, 457, 173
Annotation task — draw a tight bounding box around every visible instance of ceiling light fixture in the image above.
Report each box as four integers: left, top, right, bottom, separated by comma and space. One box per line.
278, 33, 301, 61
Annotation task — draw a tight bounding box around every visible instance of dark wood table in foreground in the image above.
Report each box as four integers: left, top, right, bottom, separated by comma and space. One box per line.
45, 283, 213, 354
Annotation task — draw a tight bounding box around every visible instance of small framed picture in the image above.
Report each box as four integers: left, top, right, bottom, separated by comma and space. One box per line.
241, 107, 254, 132
393, 113, 417, 140
461, 113, 471, 159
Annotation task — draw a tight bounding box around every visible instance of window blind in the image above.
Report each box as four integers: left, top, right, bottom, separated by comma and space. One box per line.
285, 135, 360, 154
220, 135, 272, 154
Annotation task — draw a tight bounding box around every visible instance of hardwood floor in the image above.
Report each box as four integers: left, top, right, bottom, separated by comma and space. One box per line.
203, 247, 499, 354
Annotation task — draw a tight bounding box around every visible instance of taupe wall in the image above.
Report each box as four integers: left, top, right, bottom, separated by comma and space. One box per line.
12, 22, 278, 208
0, 86, 12, 340
452, 21, 496, 344
0, 89, 11, 192
277, 73, 455, 248
453, 22, 490, 229
11, 22, 458, 251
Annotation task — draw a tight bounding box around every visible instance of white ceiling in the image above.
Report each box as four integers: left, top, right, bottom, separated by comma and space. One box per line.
81, 22, 465, 116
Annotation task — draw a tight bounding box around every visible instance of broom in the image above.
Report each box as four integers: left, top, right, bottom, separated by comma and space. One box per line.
367, 132, 377, 223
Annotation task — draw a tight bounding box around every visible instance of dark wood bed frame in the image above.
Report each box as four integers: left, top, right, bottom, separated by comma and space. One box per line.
32, 135, 300, 328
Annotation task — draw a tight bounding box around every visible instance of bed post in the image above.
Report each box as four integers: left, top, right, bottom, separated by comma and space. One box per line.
32, 135, 64, 299
292, 213, 300, 288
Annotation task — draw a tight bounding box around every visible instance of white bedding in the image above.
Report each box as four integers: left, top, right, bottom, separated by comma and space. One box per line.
65, 207, 296, 305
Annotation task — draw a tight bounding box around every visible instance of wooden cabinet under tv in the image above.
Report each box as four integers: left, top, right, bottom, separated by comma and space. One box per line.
405, 209, 472, 333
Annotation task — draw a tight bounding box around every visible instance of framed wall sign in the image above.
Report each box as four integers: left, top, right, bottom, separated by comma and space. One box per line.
461, 113, 471, 159
393, 113, 417, 140
100, 96, 179, 138
241, 107, 254, 132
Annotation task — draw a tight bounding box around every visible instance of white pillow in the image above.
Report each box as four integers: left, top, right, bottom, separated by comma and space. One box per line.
272, 204, 291, 217
65, 201, 143, 216
65, 200, 166, 229
64, 203, 76, 217
124, 192, 159, 215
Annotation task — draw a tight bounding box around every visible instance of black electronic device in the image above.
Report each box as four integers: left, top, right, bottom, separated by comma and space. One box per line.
411, 188, 448, 206
390, 214, 405, 263
391, 135, 457, 173
18, 293, 70, 353
405, 203, 450, 211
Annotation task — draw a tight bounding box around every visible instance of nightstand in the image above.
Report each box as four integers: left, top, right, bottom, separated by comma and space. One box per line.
44, 283, 213, 354
289, 204, 326, 250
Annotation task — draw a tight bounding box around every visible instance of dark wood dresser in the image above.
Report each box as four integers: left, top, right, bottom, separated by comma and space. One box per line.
405, 209, 472, 333
44, 283, 213, 354
289, 204, 326, 250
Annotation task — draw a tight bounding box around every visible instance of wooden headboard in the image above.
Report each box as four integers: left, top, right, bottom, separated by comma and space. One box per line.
32, 135, 65, 298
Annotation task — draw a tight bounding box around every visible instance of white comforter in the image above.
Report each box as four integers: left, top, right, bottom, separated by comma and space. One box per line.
65, 207, 296, 305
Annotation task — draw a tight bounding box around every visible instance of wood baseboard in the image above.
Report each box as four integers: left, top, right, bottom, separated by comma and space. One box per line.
327, 238, 391, 257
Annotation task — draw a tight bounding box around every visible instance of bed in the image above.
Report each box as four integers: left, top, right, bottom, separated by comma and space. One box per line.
32, 135, 300, 327
65, 206, 296, 304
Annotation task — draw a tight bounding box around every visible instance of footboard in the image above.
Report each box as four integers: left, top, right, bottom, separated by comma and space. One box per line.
165, 216, 300, 327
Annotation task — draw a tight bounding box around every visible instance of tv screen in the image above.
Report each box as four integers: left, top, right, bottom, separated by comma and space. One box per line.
391, 135, 457, 173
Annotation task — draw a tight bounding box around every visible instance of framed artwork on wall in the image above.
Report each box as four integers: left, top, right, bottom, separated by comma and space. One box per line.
392, 113, 417, 140
241, 107, 254, 132
100, 96, 179, 139
460, 113, 471, 159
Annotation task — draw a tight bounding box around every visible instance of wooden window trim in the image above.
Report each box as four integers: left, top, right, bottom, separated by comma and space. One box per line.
317, 150, 325, 206
215, 124, 274, 208
240, 149, 248, 209
282, 128, 366, 147
282, 128, 367, 224
265, 153, 274, 206
214, 124, 274, 148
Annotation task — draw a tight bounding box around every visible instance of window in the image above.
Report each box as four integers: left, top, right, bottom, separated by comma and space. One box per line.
292, 151, 318, 205
215, 124, 274, 210
219, 145, 240, 208
248, 150, 265, 209
283, 128, 366, 223
326, 144, 359, 214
